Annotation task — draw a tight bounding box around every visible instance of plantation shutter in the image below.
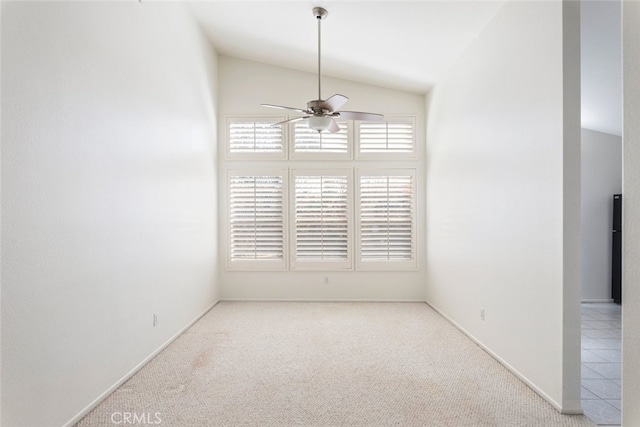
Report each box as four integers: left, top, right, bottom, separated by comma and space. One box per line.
227, 118, 285, 158
292, 121, 350, 157
228, 173, 286, 269
358, 171, 416, 268
358, 118, 415, 155
293, 171, 351, 269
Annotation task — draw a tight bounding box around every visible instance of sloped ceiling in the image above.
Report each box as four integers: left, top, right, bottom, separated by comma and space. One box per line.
187, 1, 506, 94
187, 0, 622, 136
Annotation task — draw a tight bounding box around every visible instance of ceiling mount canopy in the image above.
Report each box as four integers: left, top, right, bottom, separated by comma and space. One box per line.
313, 6, 328, 20
261, 6, 384, 133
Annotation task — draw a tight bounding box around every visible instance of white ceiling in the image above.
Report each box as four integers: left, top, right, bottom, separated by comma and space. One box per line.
187, 1, 507, 94
186, 0, 622, 136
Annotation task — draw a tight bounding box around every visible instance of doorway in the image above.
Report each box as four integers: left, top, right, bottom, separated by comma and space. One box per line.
580, 1, 623, 424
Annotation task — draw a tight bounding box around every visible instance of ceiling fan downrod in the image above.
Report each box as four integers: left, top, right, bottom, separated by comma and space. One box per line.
259, 6, 383, 133
313, 7, 328, 102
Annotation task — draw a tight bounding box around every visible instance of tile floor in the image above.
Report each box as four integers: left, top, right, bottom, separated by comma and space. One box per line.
581, 302, 622, 426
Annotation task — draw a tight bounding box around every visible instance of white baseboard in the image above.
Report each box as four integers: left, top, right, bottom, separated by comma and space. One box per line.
64, 300, 220, 427
219, 298, 424, 303
581, 299, 615, 303
423, 302, 582, 415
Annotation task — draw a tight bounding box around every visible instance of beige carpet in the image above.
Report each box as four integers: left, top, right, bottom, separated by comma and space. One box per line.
76, 302, 595, 426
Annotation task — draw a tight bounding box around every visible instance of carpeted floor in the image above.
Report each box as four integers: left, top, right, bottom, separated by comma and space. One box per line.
76, 302, 595, 426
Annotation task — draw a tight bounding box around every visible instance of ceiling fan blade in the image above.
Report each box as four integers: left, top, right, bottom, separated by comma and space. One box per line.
261, 103, 309, 114
336, 111, 384, 121
328, 118, 341, 133
271, 116, 309, 126
319, 94, 349, 112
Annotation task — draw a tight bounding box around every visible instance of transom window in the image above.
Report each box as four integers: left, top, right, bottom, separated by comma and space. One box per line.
357, 118, 415, 156
292, 120, 350, 159
226, 117, 286, 159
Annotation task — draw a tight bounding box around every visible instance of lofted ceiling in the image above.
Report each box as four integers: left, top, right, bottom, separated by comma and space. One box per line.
186, 0, 622, 136
187, 1, 507, 94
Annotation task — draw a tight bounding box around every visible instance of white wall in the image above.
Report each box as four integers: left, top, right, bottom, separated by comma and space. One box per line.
622, 1, 640, 424
425, 0, 581, 413
581, 129, 622, 301
0, 3, 219, 426
218, 56, 426, 301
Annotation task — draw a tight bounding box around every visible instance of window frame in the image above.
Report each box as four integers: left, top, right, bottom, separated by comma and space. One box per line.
355, 116, 417, 160
355, 168, 418, 271
289, 118, 353, 161
225, 116, 288, 160
290, 168, 353, 271
226, 168, 289, 271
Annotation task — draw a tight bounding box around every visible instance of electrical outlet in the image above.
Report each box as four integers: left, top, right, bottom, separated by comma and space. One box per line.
480, 308, 485, 321
323, 276, 329, 284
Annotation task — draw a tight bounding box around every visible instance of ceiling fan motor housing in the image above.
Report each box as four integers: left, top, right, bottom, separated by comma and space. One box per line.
308, 99, 329, 114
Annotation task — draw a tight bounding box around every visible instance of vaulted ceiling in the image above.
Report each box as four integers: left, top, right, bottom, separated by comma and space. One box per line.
187, 1, 507, 93
187, 0, 622, 136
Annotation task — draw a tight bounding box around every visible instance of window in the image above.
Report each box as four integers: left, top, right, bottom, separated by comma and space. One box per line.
291, 120, 350, 159
291, 170, 351, 270
356, 169, 416, 270
227, 170, 287, 270
356, 116, 415, 158
227, 117, 286, 159
224, 115, 419, 271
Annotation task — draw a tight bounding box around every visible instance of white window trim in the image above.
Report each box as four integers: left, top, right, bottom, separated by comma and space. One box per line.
226, 168, 289, 271
225, 116, 288, 160
290, 168, 353, 271
355, 168, 418, 271
355, 116, 417, 160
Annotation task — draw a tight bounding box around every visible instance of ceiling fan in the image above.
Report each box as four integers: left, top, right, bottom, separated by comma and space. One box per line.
261, 7, 384, 133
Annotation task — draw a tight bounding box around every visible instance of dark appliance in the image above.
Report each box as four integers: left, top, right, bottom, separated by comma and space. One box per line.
612, 194, 622, 304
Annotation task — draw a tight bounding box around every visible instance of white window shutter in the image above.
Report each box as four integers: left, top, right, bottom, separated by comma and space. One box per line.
357, 117, 415, 156
292, 171, 351, 269
292, 120, 350, 158
228, 173, 286, 269
358, 171, 416, 269
227, 118, 285, 158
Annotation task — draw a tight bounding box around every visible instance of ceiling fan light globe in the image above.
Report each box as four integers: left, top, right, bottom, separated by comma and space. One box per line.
308, 116, 333, 132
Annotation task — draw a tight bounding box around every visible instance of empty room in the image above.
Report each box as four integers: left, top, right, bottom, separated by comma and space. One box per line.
2, 1, 639, 426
